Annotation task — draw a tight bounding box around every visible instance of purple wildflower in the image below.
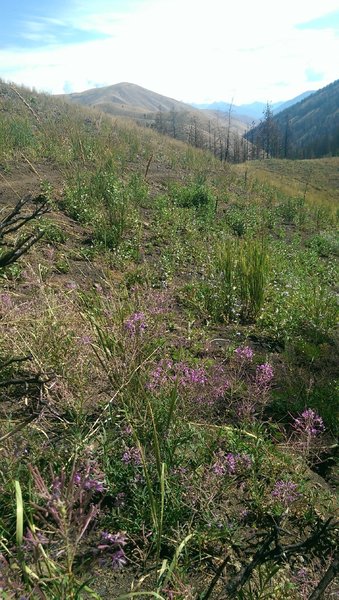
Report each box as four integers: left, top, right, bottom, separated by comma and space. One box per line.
122, 425, 133, 436
101, 532, 127, 546
212, 377, 230, 399
255, 363, 274, 386
212, 461, 226, 476
83, 479, 105, 492
98, 532, 128, 569
271, 480, 300, 506
179, 364, 207, 387
147, 360, 171, 389
235, 346, 254, 360
73, 471, 105, 492
0, 293, 13, 309
122, 446, 142, 466
293, 408, 325, 436
225, 452, 237, 474
212, 451, 252, 476
295, 568, 308, 581
124, 312, 147, 335
111, 548, 127, 569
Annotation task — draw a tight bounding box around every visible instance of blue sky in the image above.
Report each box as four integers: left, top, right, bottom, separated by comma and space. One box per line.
0, 0, 338, 104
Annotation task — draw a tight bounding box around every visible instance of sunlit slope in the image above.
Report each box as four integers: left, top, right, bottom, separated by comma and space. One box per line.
236, 158, 339, 206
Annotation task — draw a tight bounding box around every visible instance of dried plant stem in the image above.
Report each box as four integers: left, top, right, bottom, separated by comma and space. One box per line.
0, 172, 20, 198
144, 153, 153, 180
84, 345, 161, 442
10, 85, 41, 123
309, 557, 339, 599
21, 153, 43, 179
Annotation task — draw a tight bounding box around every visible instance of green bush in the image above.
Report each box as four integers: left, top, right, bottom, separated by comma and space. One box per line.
63, 169, 138, 250
172, 182, 215, 210
40, 220, 67, 245
307, 231, 339, 257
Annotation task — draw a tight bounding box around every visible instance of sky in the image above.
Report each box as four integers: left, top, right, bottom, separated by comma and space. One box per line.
0, 0, 338, 105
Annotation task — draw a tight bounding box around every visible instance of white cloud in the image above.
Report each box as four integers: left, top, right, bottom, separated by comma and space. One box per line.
1, 0, 338, 103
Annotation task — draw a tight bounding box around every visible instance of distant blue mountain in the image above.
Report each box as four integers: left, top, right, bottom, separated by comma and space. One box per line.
191, 91, 316, 121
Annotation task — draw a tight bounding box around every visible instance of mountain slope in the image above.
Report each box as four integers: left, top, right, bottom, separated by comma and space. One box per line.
62, 81, 196, 115
274, 91, 315, 114
246, 79, 339, 159
60, 82, 248, 161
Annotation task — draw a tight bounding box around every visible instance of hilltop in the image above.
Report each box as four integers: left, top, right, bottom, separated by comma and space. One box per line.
61, 81, 196, 116
0, 80, 338, 599
60, 81, 248, 161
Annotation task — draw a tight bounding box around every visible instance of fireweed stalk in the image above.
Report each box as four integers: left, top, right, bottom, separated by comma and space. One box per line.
27, 463, 112, 577
292, 408, 325, 456
124, 311, 147, 335
271, 480, 300, 507
230, 351, 275, 420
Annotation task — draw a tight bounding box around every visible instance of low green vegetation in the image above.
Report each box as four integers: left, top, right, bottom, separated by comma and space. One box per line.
0, 81, 338, 599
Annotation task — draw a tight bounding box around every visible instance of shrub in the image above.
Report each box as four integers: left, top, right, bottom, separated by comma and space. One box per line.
172, 182, 215, 211
63, 169, 137, 250
307, 231, 339, 257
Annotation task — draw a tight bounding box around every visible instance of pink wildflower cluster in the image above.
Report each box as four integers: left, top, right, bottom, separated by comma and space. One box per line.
147, 290, 170, 315
147, 359, 207, 391
212, 450, 252, 476
255, 363, 274, 387
124, 311, 147, 335
235, 345, 254, 361
73, 470, 105, 493
293, 408, 325, 437
122, 446, 142, 466
147, 359, 174, 391
147, 360, 229, 405
207, 365, 230, 402
0, 293, 13, 310
271, 480, 300, 506
179, 364, 207, 386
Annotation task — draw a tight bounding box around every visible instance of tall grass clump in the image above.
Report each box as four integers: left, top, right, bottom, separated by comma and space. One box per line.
185, 238, 268, 323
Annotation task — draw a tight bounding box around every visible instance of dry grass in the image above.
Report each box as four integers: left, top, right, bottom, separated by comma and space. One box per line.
236, 157, 339, 208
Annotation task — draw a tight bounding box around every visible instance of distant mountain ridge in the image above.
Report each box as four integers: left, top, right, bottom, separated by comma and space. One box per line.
192, 91, 316, 121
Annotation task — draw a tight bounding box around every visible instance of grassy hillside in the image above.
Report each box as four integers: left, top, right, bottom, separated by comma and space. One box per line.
236, 158, 339, 206
61, 81, 248, 161
0, 80, 338, 599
